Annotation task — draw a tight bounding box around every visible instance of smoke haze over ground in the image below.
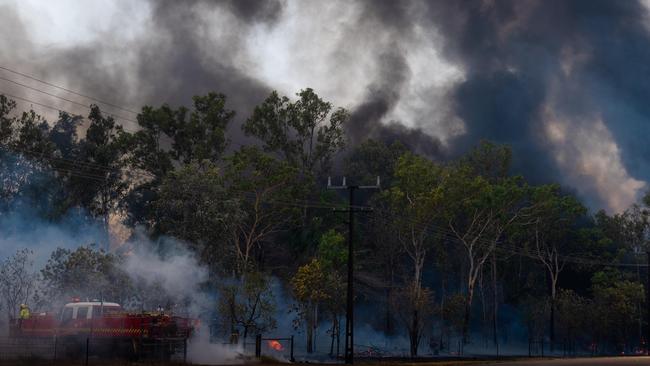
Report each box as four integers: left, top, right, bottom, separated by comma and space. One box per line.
1, 0, 650, 210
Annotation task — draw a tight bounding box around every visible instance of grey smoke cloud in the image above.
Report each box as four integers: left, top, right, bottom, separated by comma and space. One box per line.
419, 0, 650, 210
1, 0, 650, 210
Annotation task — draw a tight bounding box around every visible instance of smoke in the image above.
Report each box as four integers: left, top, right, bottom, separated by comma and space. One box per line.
120, 232, 249, 364
3, 0, 650, 209
422, 0, 650, 210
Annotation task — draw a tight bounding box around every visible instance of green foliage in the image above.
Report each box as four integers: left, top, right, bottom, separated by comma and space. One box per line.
218, 271, 277, 341
391, 282, 436, 356
224, 146, 303, 274
243, 88, 347, 176
317, 229, 346, 270
379, 152, 443, 265
292, 259, 329, 305
154, 161, 241, 271
460, 140, 512, 180
442, 293, 467, 336
68, 106, 127, 230
555, 289, 589, 341
3, 88, 650, 353
345, 139, 406, 188
591, 270, 644, 348
121, 92, 234, 226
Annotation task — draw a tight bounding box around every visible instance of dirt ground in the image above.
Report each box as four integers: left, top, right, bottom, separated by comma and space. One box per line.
0, 359, 513, 366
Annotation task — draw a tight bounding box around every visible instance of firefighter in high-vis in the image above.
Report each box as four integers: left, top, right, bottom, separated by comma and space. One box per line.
18, 304, 30, 328
19, 304, 30, 319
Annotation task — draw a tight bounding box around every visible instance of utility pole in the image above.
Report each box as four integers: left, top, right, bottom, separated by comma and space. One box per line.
328, 176, 380, 364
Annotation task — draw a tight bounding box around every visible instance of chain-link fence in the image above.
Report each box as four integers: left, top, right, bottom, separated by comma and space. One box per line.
0, 336, 187, 364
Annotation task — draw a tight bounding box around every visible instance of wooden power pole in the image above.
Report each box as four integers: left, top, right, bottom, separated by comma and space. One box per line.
328, 176, 380, 364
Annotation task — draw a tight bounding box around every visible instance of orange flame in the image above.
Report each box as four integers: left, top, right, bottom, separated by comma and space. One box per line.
267, 340, 283, 351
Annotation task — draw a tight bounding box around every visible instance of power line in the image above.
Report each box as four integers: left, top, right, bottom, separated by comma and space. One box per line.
0, 65, 139, 115
0, 75, 140, 126
0, 90, 140, 134
3, 143, 370, 213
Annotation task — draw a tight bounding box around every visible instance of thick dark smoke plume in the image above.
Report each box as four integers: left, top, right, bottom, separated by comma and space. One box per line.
423, 0, 650, 209
3, 0, 650, 210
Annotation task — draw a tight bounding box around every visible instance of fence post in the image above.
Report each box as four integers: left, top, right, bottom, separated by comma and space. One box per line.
184, 337, 188, 363
255, 334, 262, 358
290, 335, 295, 362
85, 337, 89, 366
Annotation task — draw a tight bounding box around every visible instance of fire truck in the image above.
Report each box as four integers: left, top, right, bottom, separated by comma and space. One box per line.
9, 300, 196, 359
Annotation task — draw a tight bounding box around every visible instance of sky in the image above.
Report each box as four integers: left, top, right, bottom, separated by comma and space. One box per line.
1, 0, 650, 212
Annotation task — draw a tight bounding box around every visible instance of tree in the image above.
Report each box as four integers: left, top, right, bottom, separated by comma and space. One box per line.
441, 143, 528, 343
292, 258, 329, 353
379, 152, 443, 355
316, 229, 347, 356
218, 271, 277, 343
555, 289, 589, 351
0, 249, 36, 321
224, 146, 302, 275
0, 108, 74, 219
526, 184, 586, 346
391, 282, 436, 356
591, 270, 644, 353
345, 139, 407, 188
243, 88, 348, 260
243, 88, 347, 178
67, 106, 127, 249
122, 92, 235, 226
154, 161, 241, 272
0, 95, 16, 143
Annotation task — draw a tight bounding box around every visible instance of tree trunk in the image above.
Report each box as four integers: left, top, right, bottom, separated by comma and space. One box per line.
636, 262, 643, 350
491, 255, 498, 350
549, 273, 557, 351
336, 315, 341, 357
307, 303, 314, 353
330, 315, 335, 356
479, 270, 487, 348
410, 309, 419, 356
463, 281, 475, 344
439, 278, 446, 351
386, 287, 393, 334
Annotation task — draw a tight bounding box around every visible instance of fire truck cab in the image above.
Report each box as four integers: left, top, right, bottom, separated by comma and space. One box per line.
59, 301, 122, 322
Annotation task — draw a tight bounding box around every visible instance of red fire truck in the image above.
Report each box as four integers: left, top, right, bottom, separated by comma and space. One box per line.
9, 300, 196, 359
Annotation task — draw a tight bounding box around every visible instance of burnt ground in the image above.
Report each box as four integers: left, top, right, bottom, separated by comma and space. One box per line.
0, 358, 527, 366
5, 357, 650, 366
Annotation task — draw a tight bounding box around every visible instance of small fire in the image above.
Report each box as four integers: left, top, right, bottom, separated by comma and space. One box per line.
267, 340, 283, 351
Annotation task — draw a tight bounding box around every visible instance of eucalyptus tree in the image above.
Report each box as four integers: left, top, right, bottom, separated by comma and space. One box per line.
243, 88, 347, 179
379, 152, 443, 355
440, 142, 529, 343
526, 184, 586, 346
122, 92, 235, 226
154, 161, 241, 273
224, 146, 302, 275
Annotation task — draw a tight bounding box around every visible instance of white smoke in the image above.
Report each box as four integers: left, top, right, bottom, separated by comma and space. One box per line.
187, 327, 246, 365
